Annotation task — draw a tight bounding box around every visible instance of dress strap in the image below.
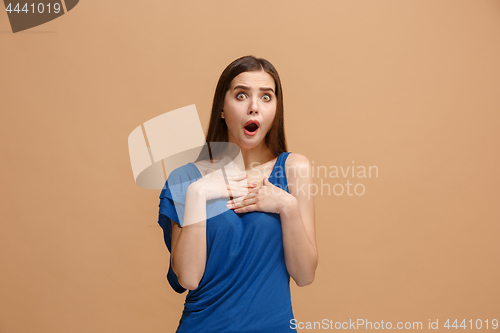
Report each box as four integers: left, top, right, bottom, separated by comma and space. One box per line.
277, 151, 292, 168
270, 152, 292, 193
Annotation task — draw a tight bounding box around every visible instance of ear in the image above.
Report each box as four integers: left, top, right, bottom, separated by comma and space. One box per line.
221, 110, 224, 119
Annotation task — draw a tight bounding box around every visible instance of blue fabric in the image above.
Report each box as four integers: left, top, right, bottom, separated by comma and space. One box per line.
158, 152, 296, 332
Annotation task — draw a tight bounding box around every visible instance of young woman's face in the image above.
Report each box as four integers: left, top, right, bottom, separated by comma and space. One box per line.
222, 70, 277, 150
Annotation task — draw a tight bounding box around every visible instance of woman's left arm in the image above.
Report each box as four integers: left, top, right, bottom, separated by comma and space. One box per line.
279, 153, 318, 286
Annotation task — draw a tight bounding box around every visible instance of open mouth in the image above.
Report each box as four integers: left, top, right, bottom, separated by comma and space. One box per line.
244, 122, 259, 132
244, 120, 260, 136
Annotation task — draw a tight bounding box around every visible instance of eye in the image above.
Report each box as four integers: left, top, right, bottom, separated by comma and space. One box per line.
262, 94, 271, 101
236, 93, 246, 100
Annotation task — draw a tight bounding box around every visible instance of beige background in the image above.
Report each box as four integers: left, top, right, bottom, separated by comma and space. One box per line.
1, 1, 499, 332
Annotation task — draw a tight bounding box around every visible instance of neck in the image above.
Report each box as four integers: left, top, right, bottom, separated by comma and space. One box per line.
230, 140, 275, 171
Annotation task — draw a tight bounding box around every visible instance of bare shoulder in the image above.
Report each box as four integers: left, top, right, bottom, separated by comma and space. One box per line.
285, 152, 312, 178
285, 153, 313, 199
284, 153, 315, 206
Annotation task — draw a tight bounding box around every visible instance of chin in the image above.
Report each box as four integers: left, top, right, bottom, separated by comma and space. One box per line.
239, 138, 263, 150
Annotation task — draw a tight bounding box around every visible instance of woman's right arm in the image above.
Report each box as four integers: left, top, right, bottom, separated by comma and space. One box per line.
169, 170, 253, 290
170, 182, 207, 291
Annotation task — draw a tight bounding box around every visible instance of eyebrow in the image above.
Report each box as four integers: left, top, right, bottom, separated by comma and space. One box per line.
233, 85, 275, 94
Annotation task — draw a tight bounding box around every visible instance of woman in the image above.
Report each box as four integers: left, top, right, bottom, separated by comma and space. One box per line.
158, 55, 317, 332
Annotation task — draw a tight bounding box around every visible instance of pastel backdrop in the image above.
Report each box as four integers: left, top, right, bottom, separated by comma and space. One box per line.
1, 1, 499, 332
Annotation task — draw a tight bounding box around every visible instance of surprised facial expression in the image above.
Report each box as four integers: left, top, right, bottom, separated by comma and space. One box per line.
223, 71, 277, 150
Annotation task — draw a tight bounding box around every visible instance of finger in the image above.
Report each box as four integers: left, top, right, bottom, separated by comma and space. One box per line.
226, 172, 248, 181
233, 203, 257, 214
230, 197, 256, 209
226, 188, 252, 197
235, 191, 258, 200
233, 190, 252, 196
226, 185, 256, 195
227, 182, 257, 191
263, 177, 273, 186
228, 191, 257, 203
227, 193, 257, 207
227, 179, 256, 186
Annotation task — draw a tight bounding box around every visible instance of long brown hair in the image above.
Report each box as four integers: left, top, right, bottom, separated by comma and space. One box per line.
196, 56, 288, 163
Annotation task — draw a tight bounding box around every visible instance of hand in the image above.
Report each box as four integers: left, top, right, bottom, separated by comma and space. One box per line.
189, 168, 256, 201
226, 177, 290, 214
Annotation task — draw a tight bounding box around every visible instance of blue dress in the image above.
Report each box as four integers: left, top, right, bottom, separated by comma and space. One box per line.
158, 152, 296, 333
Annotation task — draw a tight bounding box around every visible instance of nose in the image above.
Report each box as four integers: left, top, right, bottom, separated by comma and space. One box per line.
248, 96, 259, 115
